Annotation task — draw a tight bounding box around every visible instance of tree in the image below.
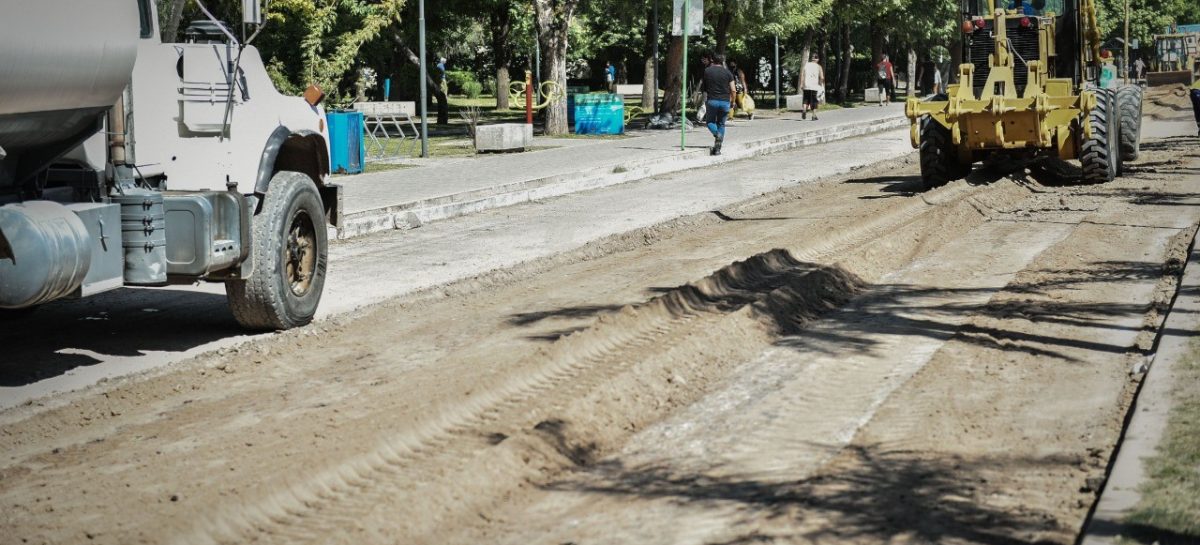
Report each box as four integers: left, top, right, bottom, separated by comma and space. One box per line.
257, 0, 404, 104
534, 0, 581, 135
489, 1, 515, 109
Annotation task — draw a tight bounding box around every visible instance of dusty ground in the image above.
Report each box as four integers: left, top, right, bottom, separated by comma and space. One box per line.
3, 119, 1200, 544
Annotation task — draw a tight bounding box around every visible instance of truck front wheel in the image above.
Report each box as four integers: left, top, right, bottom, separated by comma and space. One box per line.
226, 171, 328, 330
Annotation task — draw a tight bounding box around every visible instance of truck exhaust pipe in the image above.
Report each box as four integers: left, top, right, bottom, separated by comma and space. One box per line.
107, 94, 128, 166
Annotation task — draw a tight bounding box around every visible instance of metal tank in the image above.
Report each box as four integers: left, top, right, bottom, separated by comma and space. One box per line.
0, 0, 142, 183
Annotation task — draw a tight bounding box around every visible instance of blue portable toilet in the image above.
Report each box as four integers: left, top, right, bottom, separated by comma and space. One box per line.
571, 94, 624, 135
326, 111, 365, 174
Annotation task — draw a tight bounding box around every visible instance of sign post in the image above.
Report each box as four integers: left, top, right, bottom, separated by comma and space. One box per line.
673, 0, 702, 151
681, 0, 689, 150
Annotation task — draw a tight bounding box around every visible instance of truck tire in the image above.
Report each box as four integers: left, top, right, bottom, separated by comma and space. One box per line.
1116, 85, 1143, 162
919, 116, 970, 190
226, 171, 328, 330
1080, 88, 1119, 184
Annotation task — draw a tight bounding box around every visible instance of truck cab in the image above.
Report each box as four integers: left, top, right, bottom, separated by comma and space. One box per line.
0, 0, 337, 330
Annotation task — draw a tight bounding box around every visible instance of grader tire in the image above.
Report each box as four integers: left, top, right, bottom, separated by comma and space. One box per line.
918, 116, 969, 190
226, 171, 328, 331
1080, 88, 1119, 184
1116, 85, 1143, 162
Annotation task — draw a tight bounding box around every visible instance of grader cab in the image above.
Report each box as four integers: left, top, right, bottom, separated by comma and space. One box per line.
906, 0, 1143, 188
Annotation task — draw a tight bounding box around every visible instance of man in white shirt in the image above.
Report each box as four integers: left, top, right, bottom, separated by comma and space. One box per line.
802, 55, 825, 120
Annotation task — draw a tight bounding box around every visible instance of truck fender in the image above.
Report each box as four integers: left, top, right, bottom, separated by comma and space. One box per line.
254, 127, 335, 225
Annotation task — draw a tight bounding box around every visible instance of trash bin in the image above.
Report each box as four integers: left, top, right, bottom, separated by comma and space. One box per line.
326, 111, 365, 174
571, 93, 624, 135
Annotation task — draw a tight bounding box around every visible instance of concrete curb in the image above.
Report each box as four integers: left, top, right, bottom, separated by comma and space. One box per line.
335, 115, 908, 240
1080, 226, 1200, 545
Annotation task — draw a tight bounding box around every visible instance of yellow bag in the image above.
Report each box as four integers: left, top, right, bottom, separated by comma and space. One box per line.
742, 93, 756, 114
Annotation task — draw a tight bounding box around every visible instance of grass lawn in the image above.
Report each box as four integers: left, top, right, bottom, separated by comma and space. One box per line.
362, 162, 413, 173
1121, 339, 1200, 542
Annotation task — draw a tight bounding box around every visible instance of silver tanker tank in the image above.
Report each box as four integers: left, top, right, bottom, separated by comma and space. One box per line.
0, 0, 142, 185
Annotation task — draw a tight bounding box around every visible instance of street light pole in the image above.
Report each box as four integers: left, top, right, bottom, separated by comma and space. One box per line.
418, 0, 428, 158
774, 33, 781, 110
681, 0, 689, 151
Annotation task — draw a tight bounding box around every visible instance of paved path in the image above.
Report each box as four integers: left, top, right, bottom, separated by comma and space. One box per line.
333, 106, 906, 237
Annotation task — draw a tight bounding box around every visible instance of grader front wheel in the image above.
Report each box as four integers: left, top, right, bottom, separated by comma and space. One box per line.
1080, 89, 1120, 184
918, 116, 971, 190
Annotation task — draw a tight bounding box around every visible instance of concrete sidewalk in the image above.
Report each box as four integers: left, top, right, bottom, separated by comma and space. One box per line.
1082, 228, 1200, 545
332, 104, 906, 239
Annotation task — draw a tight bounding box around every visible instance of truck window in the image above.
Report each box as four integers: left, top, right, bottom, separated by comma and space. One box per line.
138, 0, 153, 38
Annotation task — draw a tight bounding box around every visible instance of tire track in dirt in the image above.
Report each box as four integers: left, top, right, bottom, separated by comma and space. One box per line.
431, 210, 1079, 545
178, 176, 1035, 545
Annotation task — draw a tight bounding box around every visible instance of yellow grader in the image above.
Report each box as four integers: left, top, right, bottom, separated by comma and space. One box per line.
906, 0, 1143, 188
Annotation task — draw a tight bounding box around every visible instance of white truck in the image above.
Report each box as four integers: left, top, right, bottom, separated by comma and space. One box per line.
0, 0, 337, 330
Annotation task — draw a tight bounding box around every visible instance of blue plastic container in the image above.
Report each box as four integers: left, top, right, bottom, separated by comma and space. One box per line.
326, 111, 365, 174
571, 94, 624, 135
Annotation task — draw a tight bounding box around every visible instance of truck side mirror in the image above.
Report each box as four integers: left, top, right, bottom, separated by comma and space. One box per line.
242, 0, 263, 25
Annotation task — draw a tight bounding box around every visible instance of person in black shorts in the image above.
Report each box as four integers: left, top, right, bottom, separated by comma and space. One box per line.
701, 52, 736, 156
801, 54, 824, 120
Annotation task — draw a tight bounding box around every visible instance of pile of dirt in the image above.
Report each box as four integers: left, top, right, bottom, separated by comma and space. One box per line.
1144, 84, 1194, 120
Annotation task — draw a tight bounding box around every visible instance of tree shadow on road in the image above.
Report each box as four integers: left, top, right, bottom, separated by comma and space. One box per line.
541, 446, 1071, 544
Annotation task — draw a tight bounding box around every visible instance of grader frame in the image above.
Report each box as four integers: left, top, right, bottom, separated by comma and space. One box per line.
904, 0, 1138, 187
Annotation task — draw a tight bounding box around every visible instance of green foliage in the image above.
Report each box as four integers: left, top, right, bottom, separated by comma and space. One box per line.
445, 70, 480, 94
462, 80, 484, 98
261, 0, 404, 106
1095, 0, 1200, 58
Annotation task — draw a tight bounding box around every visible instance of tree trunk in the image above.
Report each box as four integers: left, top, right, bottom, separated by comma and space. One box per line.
534, 0, 580, 136
950, 34, 963, 85
641, 3, 657, 110
907, 46, 918, 97
497, 67, 511, 110
660, 35, 684, 114
714, 0, 736, 58
642, 58, 656, 110
491, 3, 513, 109
394, 36, 449, 125
838, 24, 853, 102
871, 24, 885, 66
799, 29, 815, 92
162, 0, 187, 42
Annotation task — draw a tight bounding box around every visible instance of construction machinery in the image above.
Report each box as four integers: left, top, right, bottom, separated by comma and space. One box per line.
1148, 31, 1200, 86
0, 0, 337, 330
905, 0, 1143, 188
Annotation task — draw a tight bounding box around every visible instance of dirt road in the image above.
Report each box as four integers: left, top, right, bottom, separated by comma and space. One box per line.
3, 125, 1200, 544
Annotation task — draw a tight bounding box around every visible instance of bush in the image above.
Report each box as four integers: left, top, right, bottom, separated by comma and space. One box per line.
481, 77, 496, 96
463, 80, 483, 99
445, 70, 478, 95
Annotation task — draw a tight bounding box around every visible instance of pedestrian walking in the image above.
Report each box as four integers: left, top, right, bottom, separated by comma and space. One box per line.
728, 60, 753, 120
605, 61, 616, 93
876, 54, 895, 106
801, 54, 824, 120
1191, 79, 1200, 137
701, 52, 736, 156
1134, 58, 1146, 80
933, 66, 943, 95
